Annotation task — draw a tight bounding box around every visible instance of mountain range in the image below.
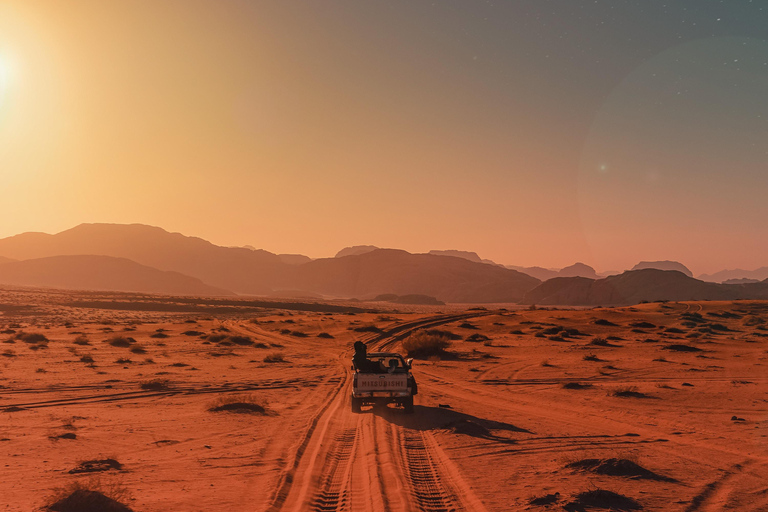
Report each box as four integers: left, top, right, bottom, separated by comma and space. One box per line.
0, 223, 767, 304
0, 224, 539, 302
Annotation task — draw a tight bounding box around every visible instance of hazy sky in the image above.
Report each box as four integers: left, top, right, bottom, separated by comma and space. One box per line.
0, 1, 766, 274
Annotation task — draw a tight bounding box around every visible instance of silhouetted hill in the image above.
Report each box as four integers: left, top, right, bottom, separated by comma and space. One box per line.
507, 263, 598, 280
506, 265, 560, 281
0, 223, 286, 294
723, 278, 760, 285
372, 293, 445, 305
428, 250, 501, 266
278, 254, 313, 265
291, 249, 540, 303
0, 256, 15, 264
335, 245, 379, 258
520, 269, 766, 305
632, 260, 693, 277
699, 267, 768, 283
0, 255, 233, 296
428, 250, 482, 263
558, 262, 598, 279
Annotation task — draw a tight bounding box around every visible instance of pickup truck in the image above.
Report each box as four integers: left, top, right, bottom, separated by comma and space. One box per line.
351, 351, 417, 413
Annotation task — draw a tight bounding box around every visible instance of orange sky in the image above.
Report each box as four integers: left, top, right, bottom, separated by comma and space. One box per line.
1, 1, 766, 275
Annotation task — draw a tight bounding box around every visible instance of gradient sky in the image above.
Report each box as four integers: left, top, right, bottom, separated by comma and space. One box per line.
0, 1, 766, 274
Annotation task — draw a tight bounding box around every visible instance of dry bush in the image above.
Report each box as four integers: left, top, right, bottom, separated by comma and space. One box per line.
263, 352, 285, 363
73, 335, 91, 346
139, 379, 170, 391
44, 477, 132, 512
106, 337, 134, 348
403, 329, 452, 358
16, 332, 49, 343
208, 393, 267, 414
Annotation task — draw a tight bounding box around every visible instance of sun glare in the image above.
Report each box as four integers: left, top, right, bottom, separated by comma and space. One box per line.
0, 53, 13, 101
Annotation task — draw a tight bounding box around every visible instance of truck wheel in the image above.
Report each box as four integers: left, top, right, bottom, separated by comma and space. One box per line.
403, 396, 414, 414
351, 396, 362, 413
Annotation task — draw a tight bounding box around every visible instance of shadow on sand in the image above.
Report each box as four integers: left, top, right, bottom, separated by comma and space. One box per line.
366, 404, 531, 444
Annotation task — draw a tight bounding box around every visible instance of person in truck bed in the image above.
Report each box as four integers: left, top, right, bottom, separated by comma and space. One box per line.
352, 341, 379, 373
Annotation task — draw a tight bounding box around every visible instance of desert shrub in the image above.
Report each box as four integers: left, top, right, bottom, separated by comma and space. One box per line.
2, 349, 16, 357
402, 329, 452, 358
115, 358, 131, 364
317, 332, 334, 339
181, 330, 203, 336
263, 352, 285, 363
107, 337, 134, 348
208, 393, 267, 414
583, 353, 601, 362
562, 382, 592, 390
73, 335, 90, 346
80, 355, 95, 364
593, 319, 618, 326
150, 332, 169, 339
45, 478, 133, 512
289, 331, 308, 338
353, 324, 383, 333
227, 335, 254, 346
16, 332, 48, 343
206, 334, 228, 343
590, 337, 609, 346
458, 322, 478, 330
664, 344, 702, 352
129, 346, 147, 354
465, 333, 490, 342
609, 386, 652, 398
630, 321, 656, 329
139, 379, 169, 391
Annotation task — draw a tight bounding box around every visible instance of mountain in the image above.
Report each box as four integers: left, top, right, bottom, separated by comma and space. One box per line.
290, 249, 540, 303
278, 254, 313, 265
520, 269, 768, 305
699, 267, 768, 283
632, 260, 693, 277
507, 262, 598, 281
0, 256, 15, 264
558, 262, 598, 279
428, 250, 502, 266
335, 245, 380, 258
0, 223, 287, 294
0, 255, 233, 296
428, 250, 482, 263
506, 265, 560, 281
723, 278, 760, 285
0, 224, 540, 302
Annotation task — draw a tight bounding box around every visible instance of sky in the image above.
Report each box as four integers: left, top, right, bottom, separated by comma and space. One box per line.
0, 1, 766, 275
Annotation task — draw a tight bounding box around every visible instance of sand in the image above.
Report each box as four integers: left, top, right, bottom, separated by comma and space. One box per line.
1, 289, 767, 511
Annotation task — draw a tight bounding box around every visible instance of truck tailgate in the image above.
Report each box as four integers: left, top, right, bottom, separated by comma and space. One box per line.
356, 373, 408, 392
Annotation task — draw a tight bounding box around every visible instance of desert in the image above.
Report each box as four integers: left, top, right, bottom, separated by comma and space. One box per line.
2, 286, 767, 511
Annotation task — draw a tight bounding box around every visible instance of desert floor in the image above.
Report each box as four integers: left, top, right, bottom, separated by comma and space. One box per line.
1, 289, 767, 511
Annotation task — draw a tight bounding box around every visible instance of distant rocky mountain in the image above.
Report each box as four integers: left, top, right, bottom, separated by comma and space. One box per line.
278, 254, 313, 265
0, 223, 286, 295
428, 250, 500, 266
632, 260, 693, 277
0, 224, 541, 302
335, 245, 379, 258
558, 262, 598, 279
699, 267, 768, 283
290, 249, 540, 303
723, 278, 760, 285
0, 255, 233, 296
507, 262, 598, 281
506, 265, 560, 281
521, 269, 768, 305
